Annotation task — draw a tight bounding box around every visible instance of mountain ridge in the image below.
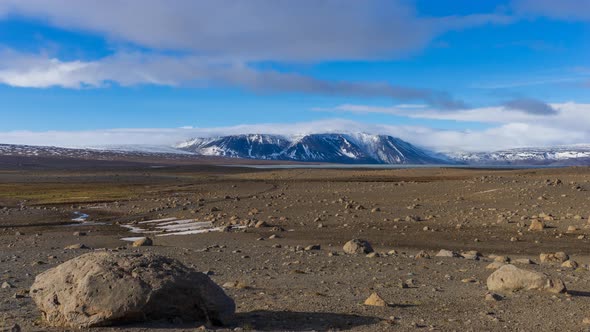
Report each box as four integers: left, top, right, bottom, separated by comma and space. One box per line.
176, 133, 452, 164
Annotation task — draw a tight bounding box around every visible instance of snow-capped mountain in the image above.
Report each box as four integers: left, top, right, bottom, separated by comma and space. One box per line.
0, 143, 198, 161
177, 134, 290, 160
5, 136, 590, 166
177, 133, 451, 164
448, 145, 590, 165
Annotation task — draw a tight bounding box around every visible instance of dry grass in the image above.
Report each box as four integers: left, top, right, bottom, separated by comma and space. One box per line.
0, 183, 142, 205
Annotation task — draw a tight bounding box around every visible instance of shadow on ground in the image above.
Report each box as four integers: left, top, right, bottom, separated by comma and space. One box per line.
235, 310, 382, 331
568, 290, 590, 298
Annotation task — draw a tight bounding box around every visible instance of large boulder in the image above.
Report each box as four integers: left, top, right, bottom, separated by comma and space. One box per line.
30, 252, 235, 328
486, 264, 566, 294
343, 239, 373, 254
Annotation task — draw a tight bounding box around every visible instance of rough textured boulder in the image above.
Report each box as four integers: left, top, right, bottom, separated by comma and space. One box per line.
30, 252, 235, 328
343, 239, 373, 254
540, 252, 569, 263
487, 264, 566, 294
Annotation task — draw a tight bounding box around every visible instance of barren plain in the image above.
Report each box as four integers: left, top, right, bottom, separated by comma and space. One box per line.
2, 157, 590, 331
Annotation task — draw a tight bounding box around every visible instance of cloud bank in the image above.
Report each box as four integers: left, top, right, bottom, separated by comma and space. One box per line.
1, 109, 589, 152
0, 51, 467, 109
0, 0, 512, 61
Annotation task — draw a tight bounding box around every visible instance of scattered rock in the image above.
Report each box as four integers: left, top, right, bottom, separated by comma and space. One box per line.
528, 220, 545, 231
561, 260, 578, 269
63, 243, 89, 250
364, 292, 388, 307
415, 250, 431, 259
2, 281, 14, 289
132, 237, 153, 247
222, 281, 249, 290
343, 239, 374, 254
435, 249, 460, 258
461, 250, 481, 260
485, 292, 502, 302
486, 264, 566, 294
540, 252, 569, 263
254, 221, 269, 228
494, 256, 510, 263
30, 252, 235, 328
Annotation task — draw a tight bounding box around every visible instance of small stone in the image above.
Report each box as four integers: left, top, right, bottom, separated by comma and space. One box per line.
540, 252, 569, 263
561, 260, 578, 268
494, 256, 510, 263
485, 292, 502, 302
436, 249, 460, 258
132, 237, 153, 247
415, 250, 431, 259
254, 221, 269, 228
343, 239, 373, 254
364, 292, 388, 307
528, 220, 545, 231
64, 243, 89, 250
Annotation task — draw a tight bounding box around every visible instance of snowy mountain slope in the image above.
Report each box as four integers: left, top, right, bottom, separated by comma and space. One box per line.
0, 144, 196, 160
178, 133, 452, 164
178, 134, 290, 159
448, 145, 590, 165
282, 134, 375, 164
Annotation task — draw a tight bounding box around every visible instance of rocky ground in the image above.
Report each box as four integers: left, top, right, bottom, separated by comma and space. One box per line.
1, 162, 590, 331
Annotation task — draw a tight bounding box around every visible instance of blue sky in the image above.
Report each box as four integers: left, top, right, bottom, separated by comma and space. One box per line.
0, 0, 589, 151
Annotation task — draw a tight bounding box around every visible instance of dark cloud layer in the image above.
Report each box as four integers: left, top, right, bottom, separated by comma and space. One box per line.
502, 98, 558, 115
513, 0, 590, 21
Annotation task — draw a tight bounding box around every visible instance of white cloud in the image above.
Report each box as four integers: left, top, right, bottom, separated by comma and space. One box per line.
0, 0, 513, 61
316, 102, 590, 131
0, 50, 467, 108
1, 118, 588, 153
